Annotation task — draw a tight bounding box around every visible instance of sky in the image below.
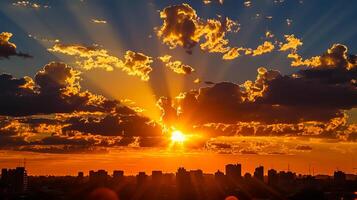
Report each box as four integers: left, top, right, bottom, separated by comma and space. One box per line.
0, 0, 356, 176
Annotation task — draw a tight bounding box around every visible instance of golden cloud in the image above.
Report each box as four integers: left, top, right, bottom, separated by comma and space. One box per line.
49, 43, 153, 81
91, 19, 107, 24
279, 34, 303, 52
203, 0, 224, 4
158, 55, 195, 75
222, 47, 241, 60
156, 3, 238, 54
288, 43, 356, 69
252, 41, 275, 56
0, 32, 31, 58
12, 1, 49, 9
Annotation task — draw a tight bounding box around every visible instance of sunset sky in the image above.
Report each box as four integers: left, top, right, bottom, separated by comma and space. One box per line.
0, 0, 356, 176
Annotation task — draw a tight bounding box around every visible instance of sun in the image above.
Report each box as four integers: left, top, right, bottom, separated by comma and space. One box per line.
171, 130, 186, 143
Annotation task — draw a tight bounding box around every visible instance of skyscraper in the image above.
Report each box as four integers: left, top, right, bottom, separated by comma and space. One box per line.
225, 163, 242, 178
0, 167, 28, 193
254, 166, 264, 181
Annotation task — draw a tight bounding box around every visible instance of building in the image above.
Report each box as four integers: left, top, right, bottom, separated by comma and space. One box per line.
77, 171, 84, 179
334, 171, 346, 185
0, 167, 28, 193
113, 170, 124, 180
89, 169, 108, 183
152, 170, 163, 182
136, 172, 148, 185
254, 166, 264, 181
225, 163, 242, 178
268, 169, 278, 185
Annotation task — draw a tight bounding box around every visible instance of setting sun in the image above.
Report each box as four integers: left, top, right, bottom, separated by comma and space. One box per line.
171, 130, 186, 143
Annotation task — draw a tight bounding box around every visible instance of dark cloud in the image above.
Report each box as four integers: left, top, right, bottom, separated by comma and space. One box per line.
0, 32, 31, 59
0, 62, 117, 116
0, 61, 166, 152
156, 3, 238, 54
63, 114, 162, 137
296, 145, 312, 151
158, 45, 357, 130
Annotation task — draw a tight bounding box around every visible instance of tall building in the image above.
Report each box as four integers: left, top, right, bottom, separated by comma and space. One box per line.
268, 169, 278, 185
136, 172, 148, 185
334, 171, 346, 185
0, 167, 28, 193
152, 170, 163, 182
77, 171, 84, 179
225, 163, 242, 178
254, 166, 264, 181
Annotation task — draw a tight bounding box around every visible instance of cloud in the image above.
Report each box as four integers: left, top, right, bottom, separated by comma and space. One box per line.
252, 41, 275, 56
157, 45, 357, 129
296, 145, 312, 151
0, 61, 167, 152
91, 19, 107, 24
289, 43, 357, 70
49, 43, 153, 81
156, 3, 238, 54
222, 41, 275, 60
279, 34, 302, 52
222, 47, 241, 60
158, 55, 195, 75
0, 32, 32, 59
222, 47, 251, 60
203, 0, 224, 5
0, 62, 118, 116
12, 1, 50, 9
63, 114, 162, 137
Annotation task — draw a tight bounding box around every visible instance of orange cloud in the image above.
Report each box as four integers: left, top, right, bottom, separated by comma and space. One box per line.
0, 32, 31, 58
279, 34, 303, 52
49, 44, 153, 81
203, 0, 224, 5
156, 3, 238, 54
252, 41, 275, 56
288, 43, 357, 69
91, 19, 107, 24
12, 1, 49, 9
158, 55, 195, 75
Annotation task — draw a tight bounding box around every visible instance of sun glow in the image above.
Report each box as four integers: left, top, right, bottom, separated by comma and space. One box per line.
171, 130, 186, 143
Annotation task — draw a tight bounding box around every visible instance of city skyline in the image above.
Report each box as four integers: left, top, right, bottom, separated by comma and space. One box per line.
1, 163, 356, 199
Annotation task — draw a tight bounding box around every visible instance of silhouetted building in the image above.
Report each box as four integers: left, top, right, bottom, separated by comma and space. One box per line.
136, 172, 147, 185
190, 170, 203, 179
278, 171, 296, 186
244, 172, 252, 179
0, 167, 28, 193
176, 167, 190, 181
77, 171, 84, 178
113, 170, 124, 180
334, 171, 346, 185
176, 168, 195, 200
152, 170, 163, 182
268, 169, 278, 185
225, 163, 241, 178
254, 166, 264, 181
214, 170, 224, 181
89, 169, 108, 183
